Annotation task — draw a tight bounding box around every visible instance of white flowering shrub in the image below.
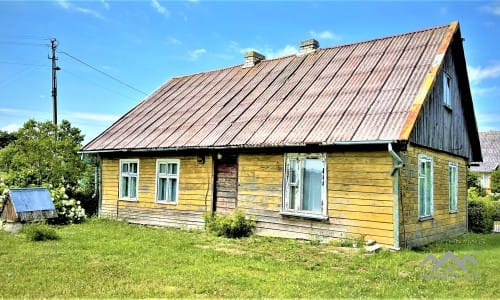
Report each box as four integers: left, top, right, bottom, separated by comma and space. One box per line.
50, 187, 86, 224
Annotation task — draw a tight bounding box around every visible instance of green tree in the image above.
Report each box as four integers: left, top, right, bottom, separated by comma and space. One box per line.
0, 130, 16, 149
491, 169, 500, 194
0, 119, 90, 193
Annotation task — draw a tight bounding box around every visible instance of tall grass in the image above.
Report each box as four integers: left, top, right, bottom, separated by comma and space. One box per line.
0, 218, 498, 298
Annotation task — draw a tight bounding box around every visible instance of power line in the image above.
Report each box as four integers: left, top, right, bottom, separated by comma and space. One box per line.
58, 51, 148, 96
0, 40, 47, 47
60, 68, 141, 102
0, 61, 48, 67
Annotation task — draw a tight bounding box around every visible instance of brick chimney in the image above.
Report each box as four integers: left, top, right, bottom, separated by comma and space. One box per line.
243, 51, 265, 68
299, 39, 319, 55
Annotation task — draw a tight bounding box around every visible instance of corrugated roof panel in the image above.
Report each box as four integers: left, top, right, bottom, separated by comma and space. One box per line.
216, 57, 295, 145
103, 75, 198, 150
246, 54, 317, 145
170, 67, 250, 147
470, 131, 500, 172
9, 188, 55, 213
144, 67, 236, 148
81, 23, 460, 151
264, 50, 335, 144
157, 67, 242, 147
198, 59, 284, 147
186, 65, 274, 147
122, 73, 210, 149
85, 77, 183, 150
230, 56, 305, 145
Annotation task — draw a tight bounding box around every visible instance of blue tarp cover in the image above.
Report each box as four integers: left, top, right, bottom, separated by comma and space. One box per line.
9, 188, 55, 213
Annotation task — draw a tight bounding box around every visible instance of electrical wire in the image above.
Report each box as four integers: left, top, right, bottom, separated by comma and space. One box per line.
60, 68, 141, 102
58, 51, 148, 96
0, 61, 48, 67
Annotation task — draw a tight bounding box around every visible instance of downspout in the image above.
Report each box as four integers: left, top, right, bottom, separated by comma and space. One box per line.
388, 143, 403, 250
96, 153, 102, 218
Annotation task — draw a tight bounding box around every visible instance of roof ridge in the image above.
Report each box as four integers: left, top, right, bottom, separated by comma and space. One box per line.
171, 22, 454, 81
321, 22, 453, 52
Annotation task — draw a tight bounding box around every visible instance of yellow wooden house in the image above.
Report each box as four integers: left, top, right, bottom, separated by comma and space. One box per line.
82, 22, 482, 248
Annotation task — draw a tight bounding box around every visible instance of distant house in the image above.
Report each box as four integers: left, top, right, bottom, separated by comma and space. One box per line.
470, 131, 500, 193
1, 188, 57, 223
82, 21, 481, 248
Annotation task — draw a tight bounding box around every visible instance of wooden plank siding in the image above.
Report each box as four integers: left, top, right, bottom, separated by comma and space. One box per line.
410, 50, 474, 160
399, 144, 467, 248
100, 156, 213, 228
237, 151, 395, 246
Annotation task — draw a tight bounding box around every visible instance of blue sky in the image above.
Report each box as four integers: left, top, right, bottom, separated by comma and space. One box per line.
1, 1, 500, 144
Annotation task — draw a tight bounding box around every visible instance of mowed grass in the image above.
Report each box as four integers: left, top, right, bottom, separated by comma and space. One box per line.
0, 219, 499, 298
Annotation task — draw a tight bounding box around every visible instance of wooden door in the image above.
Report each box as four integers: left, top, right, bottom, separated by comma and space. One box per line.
214, 154, 238, 214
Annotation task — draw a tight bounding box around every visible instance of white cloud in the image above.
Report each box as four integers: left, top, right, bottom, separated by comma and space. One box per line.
55, 0, 70, 9
101, 0, 110, 10
480, 3, 500, 15
67, 112, 119, 122
189, 48, 207, 60
151, 0, 170, 17
167, 37, 182, 45
1, 123, 20, 133
468, 62, 500, 83
238, 45, 297, 59
264, 45, 298, 58
309, 30, 341, 41
75, 7, 105, 19
55, 0, 105, 20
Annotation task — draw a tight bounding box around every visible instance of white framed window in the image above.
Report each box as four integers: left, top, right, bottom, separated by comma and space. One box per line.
443, 72, 452, 107
156, 159, 179, 204
283, 153, 327, 218
449, 162, 458, 213
418, 154, 433, 219
119, 159, 139, 201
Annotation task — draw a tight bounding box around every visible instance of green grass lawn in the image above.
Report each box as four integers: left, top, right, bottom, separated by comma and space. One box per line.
0, 218, 499, 298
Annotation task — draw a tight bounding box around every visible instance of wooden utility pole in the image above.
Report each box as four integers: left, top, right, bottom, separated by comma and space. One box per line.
49, 38, 60, 125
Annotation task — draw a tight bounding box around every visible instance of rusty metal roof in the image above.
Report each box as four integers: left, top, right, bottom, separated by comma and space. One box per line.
470, 131, 500, 173
83, 22, 461, 152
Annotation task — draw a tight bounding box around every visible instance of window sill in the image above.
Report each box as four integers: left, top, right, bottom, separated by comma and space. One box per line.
449, 210, 458, 214
155, 201, 177, 205
443, 104, 453, 111
418, 216, 434, 222
119, 198, 137, 202
280, 211, 329, 221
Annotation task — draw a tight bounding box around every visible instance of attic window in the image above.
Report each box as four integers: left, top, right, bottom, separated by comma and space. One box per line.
443, 72, 452, 108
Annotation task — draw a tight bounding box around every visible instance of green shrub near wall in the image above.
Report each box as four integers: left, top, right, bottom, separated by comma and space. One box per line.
468, 199, 495, 233
493, 201, 500, 221
204, 210, 255, 238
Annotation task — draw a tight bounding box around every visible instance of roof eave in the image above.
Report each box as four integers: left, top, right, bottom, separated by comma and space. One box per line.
79, 139, 403, 154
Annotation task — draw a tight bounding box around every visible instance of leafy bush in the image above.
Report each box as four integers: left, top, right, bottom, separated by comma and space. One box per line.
468, 199, 495, 233
23, 223, 59, 241
204, 210, 255, 238
493, 201, 500, 221
49, 187, 86, 225
491, 170, 500, 194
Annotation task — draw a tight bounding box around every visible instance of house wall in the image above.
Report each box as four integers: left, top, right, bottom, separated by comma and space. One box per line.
478, 172, 491, 194
410, 49, 474, 160
237, 151, 395, 246
399, 144, 467, 248
100, 155, 212, 229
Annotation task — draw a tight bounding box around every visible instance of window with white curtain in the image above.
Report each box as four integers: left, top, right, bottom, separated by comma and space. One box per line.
283, 153, 326, 217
